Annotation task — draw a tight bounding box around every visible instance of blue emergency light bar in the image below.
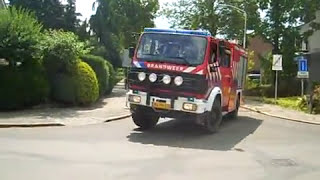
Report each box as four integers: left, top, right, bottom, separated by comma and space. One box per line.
144, 28, 212, 37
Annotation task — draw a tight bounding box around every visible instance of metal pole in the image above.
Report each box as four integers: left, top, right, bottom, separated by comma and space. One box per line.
275, 71, 278, 101
301, 79, 304, 97
243, 12, 247, 49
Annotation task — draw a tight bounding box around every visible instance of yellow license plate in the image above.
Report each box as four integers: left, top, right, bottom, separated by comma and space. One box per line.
153, 101, 171, 110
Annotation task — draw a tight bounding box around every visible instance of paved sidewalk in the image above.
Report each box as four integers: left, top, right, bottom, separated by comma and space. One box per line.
0, 83, 130, 127
242, 99, 320, 125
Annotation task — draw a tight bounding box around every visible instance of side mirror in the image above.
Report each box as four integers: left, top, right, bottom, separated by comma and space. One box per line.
129, 47, 135, 58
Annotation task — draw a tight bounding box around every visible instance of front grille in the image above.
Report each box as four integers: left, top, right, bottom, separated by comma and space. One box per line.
128, 68, 208, 94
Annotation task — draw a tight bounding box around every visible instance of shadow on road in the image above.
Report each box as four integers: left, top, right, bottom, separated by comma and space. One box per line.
127, 116, 263, 151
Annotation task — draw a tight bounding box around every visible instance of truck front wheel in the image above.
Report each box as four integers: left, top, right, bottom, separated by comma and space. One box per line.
205, 98, 223, 133
132, 106, 159, 130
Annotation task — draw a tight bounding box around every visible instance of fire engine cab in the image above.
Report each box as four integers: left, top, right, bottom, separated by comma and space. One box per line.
127, 28, 247, 133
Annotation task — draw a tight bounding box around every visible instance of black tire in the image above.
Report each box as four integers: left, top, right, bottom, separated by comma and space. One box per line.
132, 106, 159, 130
205, 98, 223, 133
229, 96, 240, 119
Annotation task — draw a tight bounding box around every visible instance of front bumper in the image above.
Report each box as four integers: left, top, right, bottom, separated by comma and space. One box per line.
126, 90, 209, 114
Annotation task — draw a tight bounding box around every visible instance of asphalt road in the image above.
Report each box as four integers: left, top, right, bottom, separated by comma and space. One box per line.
0, 109, 320, 180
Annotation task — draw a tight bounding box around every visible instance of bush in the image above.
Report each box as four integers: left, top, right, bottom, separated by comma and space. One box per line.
74, 61, 99, 105
41, 30, 90, 78
51, 74, 77, 104
105, 60, 117, 95
313, 85, 320, 114
0, 7, 43, 67
0, 65, 49, 110
81, 55, 110, 96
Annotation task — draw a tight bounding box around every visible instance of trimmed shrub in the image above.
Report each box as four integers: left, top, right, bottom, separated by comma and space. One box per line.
105, 60, 117, 95
51, 74, 77, 104
0, 65, 49, 110
74, 61, 99, 105
81, 55, 110, 96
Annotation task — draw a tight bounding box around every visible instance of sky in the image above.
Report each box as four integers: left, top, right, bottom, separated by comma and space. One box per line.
76, 0, 172, 28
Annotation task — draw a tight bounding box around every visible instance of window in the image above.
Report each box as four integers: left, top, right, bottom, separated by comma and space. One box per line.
221, 53, 231, 67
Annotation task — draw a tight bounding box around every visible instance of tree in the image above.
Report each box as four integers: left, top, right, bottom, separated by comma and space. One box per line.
9, 0, 80, 31
257, 0, 320, 80
9, 0, 65, 29
90, 0, 159, 67
162, 0, 261, 42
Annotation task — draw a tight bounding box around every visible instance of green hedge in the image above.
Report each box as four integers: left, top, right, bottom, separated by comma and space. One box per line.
105, 60, 116, 95
81, 55, 110, 96
0, 65, 49, 110
50, 61, 99, 105
51, 73, 77, 104
74, 61, 99, 105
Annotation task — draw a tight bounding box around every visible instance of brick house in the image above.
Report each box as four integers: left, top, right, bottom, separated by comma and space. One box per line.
247, 35, 273, 73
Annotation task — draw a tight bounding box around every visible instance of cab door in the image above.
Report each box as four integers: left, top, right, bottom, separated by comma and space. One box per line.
219, 49, 232, 111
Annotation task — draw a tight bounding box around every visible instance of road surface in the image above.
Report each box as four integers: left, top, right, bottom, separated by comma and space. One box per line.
0, 109, 319, 180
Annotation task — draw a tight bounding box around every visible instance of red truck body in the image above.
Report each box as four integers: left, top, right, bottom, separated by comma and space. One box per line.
127, 28, 247, 132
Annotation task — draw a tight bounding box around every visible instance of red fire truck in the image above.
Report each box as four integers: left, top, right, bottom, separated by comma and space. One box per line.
127, 28, 247, 133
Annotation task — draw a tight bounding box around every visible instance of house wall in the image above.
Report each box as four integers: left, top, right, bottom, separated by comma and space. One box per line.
0, 0, 5, 8
248, 36, 273, 72
301, 11, 320, 53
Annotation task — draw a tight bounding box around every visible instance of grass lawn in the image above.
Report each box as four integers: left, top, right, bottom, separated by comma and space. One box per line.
262, 96, 304, 111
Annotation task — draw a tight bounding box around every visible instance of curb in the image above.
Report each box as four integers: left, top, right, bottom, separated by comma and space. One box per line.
241, 106, 320, 125
0, 123, 65, 129
104, 114, 131, 123
0, 114, 132, 129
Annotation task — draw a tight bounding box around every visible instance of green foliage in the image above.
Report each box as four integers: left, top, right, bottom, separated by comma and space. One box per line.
74, 61, 99, 105
312, 85, 320, 114
162, 0, 260, 41
105, 60, 117, 95
9, 0, 80, 31
41, 30, 90, 77
0, 7, 42, 67
0, 65, 49, 110
89, 0, 159, 67
263, 97, 301, 110
50, 61, 99, 105
81, 55, 110, 96
259, 52, 273, 84
51, 73, 77, 104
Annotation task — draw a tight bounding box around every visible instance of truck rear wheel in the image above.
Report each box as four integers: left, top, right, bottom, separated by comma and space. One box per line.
132, 106, 159, 130
205, 98, 223, 133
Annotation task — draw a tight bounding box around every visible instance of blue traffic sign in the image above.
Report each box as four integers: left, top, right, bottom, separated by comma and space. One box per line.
298, 58, 308, 72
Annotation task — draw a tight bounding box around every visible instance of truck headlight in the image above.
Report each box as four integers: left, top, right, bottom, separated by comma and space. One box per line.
183, 103, 197, 111
149, 73, 158, 83
162, 75, 171, 84
174, 76, 183, 86
129, 95, 141, 103
137, 72, 146, 81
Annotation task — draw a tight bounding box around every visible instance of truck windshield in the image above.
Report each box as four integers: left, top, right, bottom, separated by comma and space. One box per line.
137, 33, 207, 66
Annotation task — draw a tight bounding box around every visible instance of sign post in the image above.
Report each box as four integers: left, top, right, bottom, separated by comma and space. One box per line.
297, 56, 309, 97
121, 49, 132, 91
272, 55, 283, 101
